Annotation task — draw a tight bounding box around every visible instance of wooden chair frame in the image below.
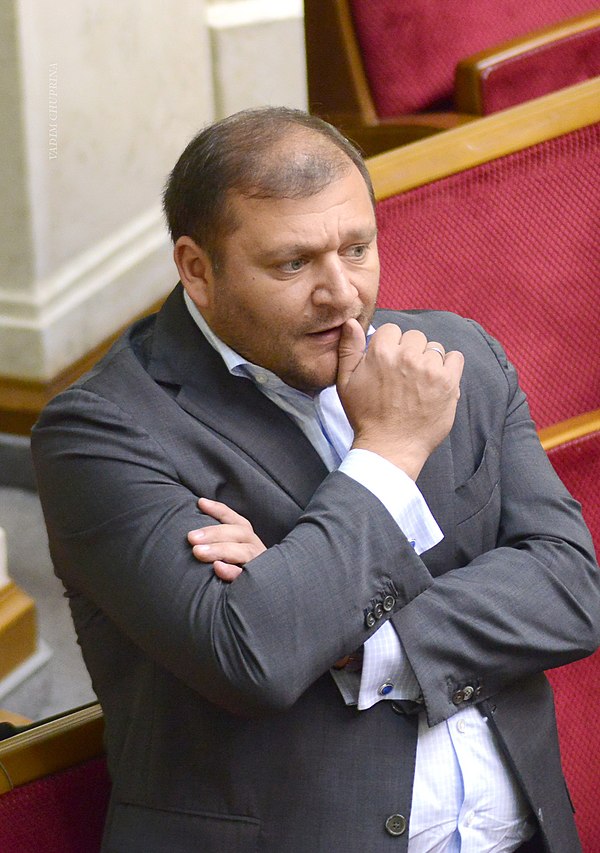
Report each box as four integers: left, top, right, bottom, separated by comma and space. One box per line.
304, 0, 472, 155
0, 702, 104, 794
455, 9, 600, 114
538, 407, 600, 453
367, 77, 600, 200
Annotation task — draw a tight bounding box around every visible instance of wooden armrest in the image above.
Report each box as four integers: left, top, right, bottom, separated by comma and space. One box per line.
455, 10, 600, 115
329, 112, 472, 156
0, 702, 104, 792
367, 78, 600, 201
538, 409, 600, 452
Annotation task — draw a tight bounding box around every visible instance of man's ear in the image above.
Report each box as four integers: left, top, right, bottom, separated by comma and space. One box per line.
173, 236, 214, 310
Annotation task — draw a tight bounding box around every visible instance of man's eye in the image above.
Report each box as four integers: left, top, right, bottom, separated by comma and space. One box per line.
347, 245, 367, 259
281, 259, 306, 273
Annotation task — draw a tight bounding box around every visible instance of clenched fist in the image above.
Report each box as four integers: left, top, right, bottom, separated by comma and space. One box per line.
336, 319, 464, 480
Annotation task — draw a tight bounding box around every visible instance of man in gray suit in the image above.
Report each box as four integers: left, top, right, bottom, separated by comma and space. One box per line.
32, 108, 599, 852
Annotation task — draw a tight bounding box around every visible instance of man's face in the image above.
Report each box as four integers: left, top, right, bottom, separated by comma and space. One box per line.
195, 165, 380, 394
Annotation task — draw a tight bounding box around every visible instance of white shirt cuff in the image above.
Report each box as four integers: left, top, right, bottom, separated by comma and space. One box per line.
338, 448, 443, 555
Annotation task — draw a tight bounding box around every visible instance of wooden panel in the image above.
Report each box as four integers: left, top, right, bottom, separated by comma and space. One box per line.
0, 583, 37, 682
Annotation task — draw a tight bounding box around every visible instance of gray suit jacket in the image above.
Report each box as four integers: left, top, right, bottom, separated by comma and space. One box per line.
32, 285, 600, 853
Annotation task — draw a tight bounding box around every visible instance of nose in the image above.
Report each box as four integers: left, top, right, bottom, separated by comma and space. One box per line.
311, 256, 358, 312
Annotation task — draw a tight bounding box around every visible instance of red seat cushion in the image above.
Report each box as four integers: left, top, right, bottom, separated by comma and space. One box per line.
547, 651, 600, 853
350, 0, 600, 115
545, 425, 600, 852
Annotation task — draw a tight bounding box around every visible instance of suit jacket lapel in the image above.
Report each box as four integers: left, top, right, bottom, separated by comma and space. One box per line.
146, 286, 329, 510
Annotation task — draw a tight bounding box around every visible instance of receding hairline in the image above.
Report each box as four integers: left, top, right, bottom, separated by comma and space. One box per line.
223, 124, 369, 210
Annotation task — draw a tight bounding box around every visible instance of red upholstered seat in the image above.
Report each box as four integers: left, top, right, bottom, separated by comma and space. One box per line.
543, 415, 600, 546
546, 653, 600, 853
541, 411, 600, 853
375, 121, 600, 429
0, 703, 108, 852
306, 1, 600, 155
350, 0, 600, 116
0, 756, 110, 853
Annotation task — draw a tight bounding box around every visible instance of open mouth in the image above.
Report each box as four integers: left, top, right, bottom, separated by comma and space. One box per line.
307, 325, 344, 344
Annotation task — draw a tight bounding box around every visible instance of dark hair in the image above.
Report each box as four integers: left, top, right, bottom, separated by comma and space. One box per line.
162, 106, 374, 261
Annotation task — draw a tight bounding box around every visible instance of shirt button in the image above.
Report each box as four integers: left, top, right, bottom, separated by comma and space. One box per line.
456, 718, 466, 733
378, 681, 394, 696
464, 810, 476, 827
385, 814, 407, 836
254, 373, 268, 384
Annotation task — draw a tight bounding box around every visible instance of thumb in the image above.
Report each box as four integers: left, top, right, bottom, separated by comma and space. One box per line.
336, 319, 366, 392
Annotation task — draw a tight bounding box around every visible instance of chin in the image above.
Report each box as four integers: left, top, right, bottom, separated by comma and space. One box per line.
295, 372, 337, 395
278, 353, 339, 394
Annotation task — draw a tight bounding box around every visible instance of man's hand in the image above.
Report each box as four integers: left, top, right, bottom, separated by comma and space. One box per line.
337, 319, 464, 480
187, 497, 266, 581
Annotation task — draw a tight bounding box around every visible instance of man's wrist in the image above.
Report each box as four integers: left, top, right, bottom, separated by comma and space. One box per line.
350, 437, 427, 481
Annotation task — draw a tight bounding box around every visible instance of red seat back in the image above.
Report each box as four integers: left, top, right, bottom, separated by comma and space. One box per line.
0, 756, 110, 853
350, 0, 600, 115
544, 417, 600, 852
375, 121, 600, 428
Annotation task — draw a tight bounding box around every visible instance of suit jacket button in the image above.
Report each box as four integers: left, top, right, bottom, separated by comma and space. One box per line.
385, 814, 407, 836
373, 602, 384, 619
453, 685, 475, 704
365, 611, 377, 628
383, 595, 396, 612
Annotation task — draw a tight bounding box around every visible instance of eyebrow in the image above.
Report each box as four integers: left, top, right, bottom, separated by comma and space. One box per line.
260, 226, 378, 262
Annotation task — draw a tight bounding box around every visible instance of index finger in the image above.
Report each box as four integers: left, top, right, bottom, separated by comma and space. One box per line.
197, 497, 251, 527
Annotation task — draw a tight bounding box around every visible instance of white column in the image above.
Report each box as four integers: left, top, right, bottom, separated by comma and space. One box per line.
0, 0, 215, 382
207, 0, 307, 119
